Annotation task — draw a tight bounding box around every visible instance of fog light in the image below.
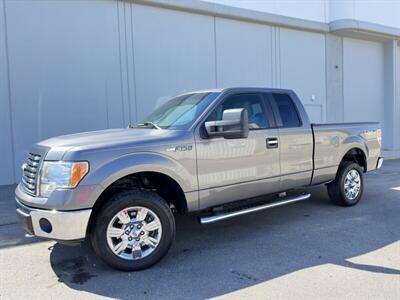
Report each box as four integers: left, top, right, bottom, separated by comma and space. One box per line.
39, 218, 52, 233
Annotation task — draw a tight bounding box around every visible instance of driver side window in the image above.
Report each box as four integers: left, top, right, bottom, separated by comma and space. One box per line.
208, 93, 269, 129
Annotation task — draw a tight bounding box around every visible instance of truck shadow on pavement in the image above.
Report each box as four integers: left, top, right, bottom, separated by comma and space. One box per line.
48, 166, 400, 299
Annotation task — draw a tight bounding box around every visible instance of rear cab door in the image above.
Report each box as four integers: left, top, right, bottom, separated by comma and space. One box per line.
267, 91, 313, 189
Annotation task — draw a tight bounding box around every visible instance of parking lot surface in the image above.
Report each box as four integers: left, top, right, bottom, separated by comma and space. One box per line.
1, 160, 399, 299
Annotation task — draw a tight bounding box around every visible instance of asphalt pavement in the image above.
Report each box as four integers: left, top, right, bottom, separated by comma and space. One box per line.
1, 160, 399, 299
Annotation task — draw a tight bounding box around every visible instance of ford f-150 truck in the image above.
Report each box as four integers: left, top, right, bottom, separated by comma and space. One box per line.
16, 88, 383, 271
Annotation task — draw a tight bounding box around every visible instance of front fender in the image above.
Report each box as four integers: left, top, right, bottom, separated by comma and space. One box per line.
83, 152, 196, 194
19, 152, 197, 213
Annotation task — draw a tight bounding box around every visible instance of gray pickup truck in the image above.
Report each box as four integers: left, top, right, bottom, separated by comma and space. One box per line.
16, 88, 383, 270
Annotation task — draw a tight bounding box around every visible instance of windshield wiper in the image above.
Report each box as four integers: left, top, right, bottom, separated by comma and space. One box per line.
135, 122, 162, 130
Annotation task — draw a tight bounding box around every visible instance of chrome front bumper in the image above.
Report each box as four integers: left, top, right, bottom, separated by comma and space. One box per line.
16, 198, 91, 241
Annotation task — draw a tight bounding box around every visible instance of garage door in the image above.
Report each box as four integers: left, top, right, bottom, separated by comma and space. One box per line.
343, 38, 385, 126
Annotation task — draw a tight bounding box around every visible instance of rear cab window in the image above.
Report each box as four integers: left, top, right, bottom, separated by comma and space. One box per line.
270, 93, 301, 128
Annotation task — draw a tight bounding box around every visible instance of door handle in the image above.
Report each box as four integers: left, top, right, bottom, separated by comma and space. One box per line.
266, 137, 279, 149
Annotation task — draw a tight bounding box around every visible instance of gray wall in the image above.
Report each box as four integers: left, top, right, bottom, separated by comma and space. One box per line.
0, 0, 15, 184
279, 28, 326, 122
343, 38, 385, 125
2, 0, 125, 184
132, 4, 216, 118
0, 0, 399, 185
215, 18, 272, 87
397, 43, 400, 149
383, 40, 400, 150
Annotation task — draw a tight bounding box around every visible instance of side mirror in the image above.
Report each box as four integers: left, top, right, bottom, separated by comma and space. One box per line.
205, 108, 249, 139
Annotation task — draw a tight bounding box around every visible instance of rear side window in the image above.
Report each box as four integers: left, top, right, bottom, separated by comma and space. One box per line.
271, 94, 301, 127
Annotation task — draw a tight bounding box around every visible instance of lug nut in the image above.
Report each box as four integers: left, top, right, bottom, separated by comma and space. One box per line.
140, 231, 144, 235
130, 225, 134, 229
125, 231, 130, 235
136, 238, 140, 241
137, 225, 141, 229
128, 237, 132, 241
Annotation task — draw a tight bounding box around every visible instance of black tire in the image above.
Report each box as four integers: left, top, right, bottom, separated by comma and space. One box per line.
327, 161, 364, 206
90, 189, 175, 271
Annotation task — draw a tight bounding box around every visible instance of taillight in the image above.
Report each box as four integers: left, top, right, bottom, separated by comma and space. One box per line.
377, 129, 382, 146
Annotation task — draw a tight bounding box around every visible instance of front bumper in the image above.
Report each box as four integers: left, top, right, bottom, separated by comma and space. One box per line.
16, 198, 91, 241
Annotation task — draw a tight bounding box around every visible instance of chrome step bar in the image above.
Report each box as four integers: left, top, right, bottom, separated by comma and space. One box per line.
199, 192, 311, 224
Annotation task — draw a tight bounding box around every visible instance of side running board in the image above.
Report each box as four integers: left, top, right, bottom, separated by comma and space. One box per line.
199, 192, 311, 224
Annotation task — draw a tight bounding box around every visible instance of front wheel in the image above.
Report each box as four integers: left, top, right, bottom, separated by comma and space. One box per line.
327, 161, 364, 206
90, 190, 175, 271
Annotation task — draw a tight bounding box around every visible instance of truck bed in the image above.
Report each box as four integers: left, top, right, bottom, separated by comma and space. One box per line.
311, 122, 381, 184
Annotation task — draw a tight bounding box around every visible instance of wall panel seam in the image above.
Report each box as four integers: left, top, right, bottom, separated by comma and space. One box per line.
116, 0, 126, 125
130, 3, 138, 122
277, 27, 281, 88
2, 0, 16, 181
342, 38, 346, 121
274, 26, 277, 87
271, 26, 276, 88
393, 40, 400, 149
340, 37, 344, 122
324, 34, 328, 123
213, 16, 218, 87
269, 26, 274, 88
123, 2, 132, 125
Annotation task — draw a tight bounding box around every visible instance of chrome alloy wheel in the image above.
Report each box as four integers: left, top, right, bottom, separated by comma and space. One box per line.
344, 169, 361, 200
106, 206, 162, 260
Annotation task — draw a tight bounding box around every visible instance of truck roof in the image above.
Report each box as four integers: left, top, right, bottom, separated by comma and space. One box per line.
185, 87, 294, 94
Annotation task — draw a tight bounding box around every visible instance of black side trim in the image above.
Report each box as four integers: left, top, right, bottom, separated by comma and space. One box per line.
16, 208, 34, 235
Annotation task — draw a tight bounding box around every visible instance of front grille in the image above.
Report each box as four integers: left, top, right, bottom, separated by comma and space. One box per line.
21, 153, 42, 196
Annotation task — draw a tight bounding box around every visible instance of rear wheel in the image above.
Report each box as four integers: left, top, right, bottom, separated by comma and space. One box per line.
327, 161, 364, 206
90, 189, 175, 271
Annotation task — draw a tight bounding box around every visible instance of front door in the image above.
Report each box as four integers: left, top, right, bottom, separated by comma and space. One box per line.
195, 92, 281, 209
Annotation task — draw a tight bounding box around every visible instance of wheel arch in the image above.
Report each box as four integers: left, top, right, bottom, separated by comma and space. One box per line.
87, 170, 188, 237
339, 147, 368, 172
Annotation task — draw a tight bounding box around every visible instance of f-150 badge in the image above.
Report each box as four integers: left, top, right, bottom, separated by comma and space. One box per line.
166, 145, 193, 152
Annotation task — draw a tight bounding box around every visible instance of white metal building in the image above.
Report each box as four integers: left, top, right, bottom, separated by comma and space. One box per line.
1, 0, 399, 185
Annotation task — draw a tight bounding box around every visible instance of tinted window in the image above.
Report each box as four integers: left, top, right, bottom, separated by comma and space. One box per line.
272, 94, 301, 127
209, 93, 269, 129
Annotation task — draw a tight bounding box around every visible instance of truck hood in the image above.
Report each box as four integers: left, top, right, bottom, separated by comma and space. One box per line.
37, 128, 185, 159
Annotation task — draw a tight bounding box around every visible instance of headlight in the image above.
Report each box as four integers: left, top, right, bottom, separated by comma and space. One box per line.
40, 161, 89, 197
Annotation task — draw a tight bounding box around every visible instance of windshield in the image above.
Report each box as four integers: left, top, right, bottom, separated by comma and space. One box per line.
135, 92, 219, 130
